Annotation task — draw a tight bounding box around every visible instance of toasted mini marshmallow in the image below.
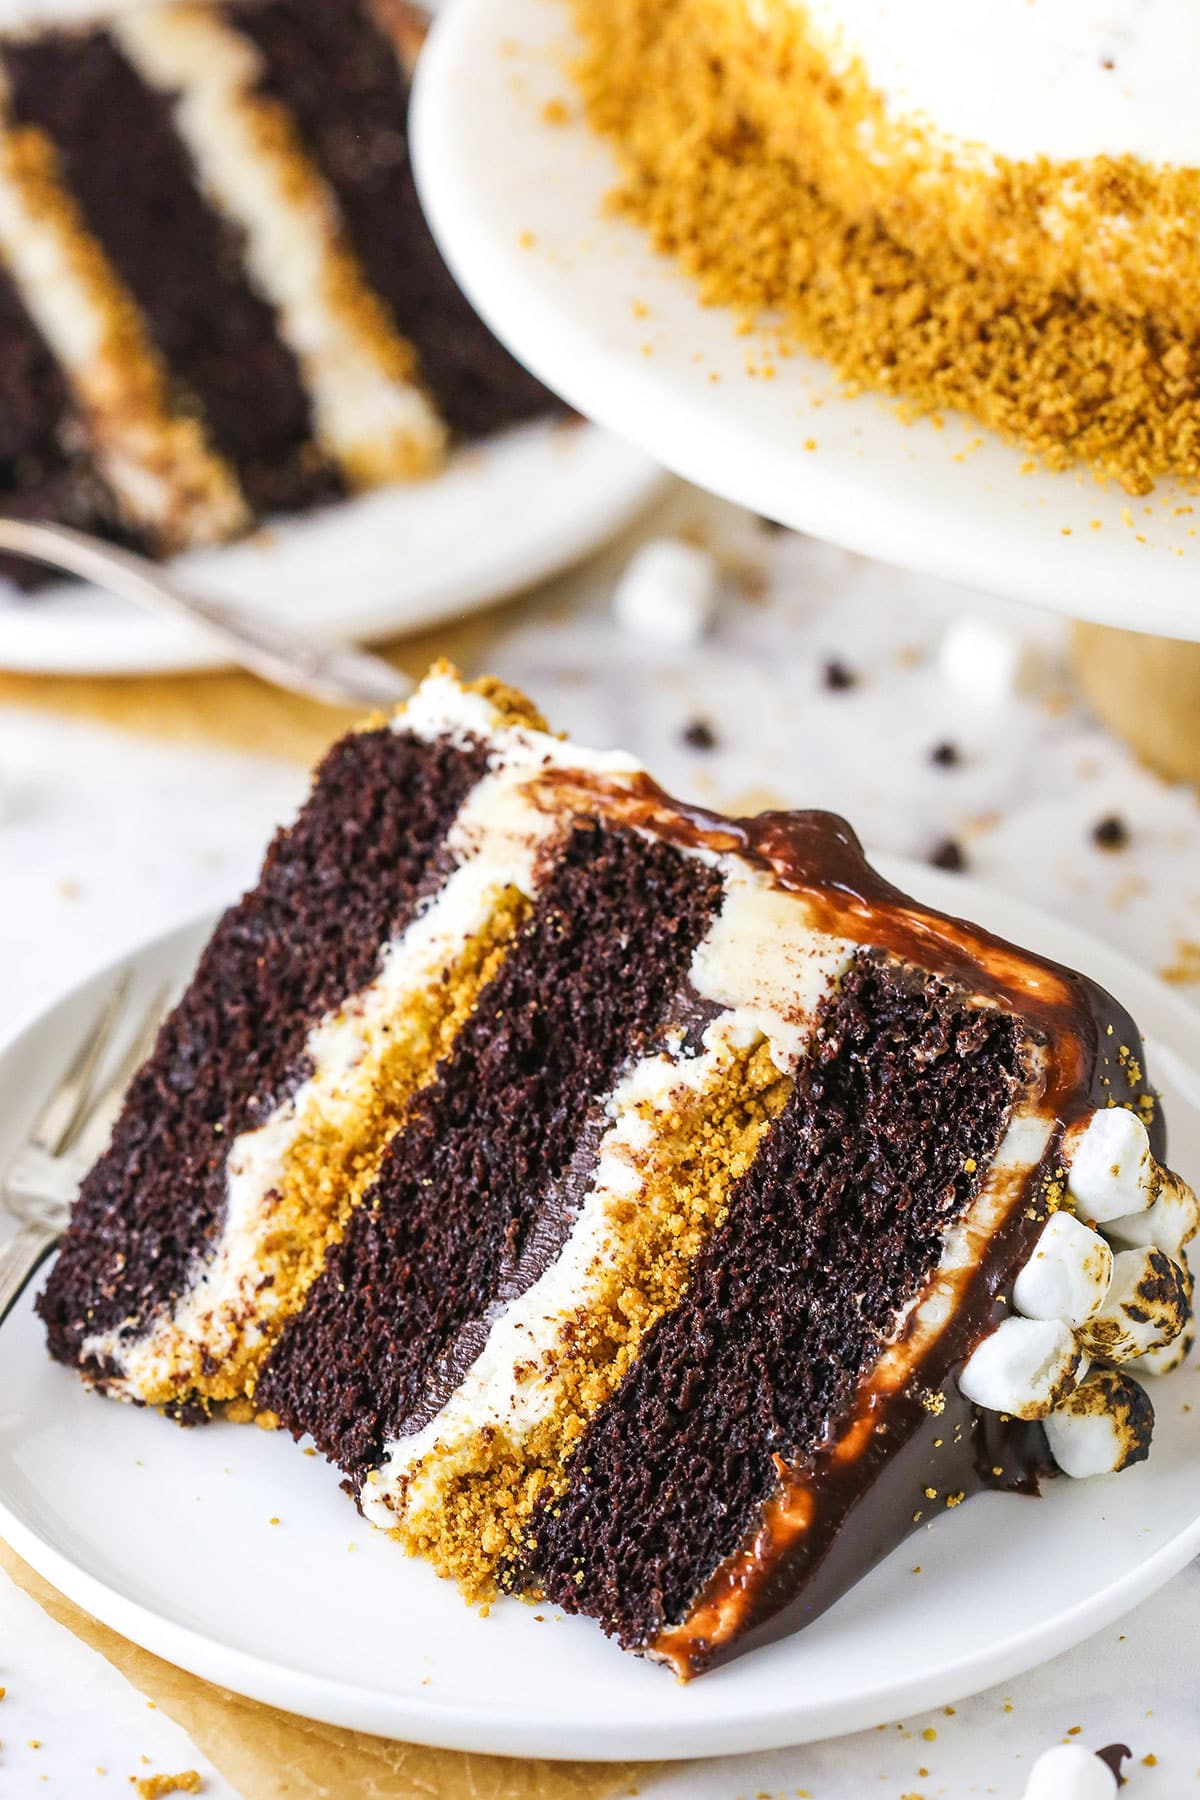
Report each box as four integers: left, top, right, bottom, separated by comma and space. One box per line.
1013, 1212, 1112, 1326
1130, 1253, 1194, 1375
1078, 1246, 1190, 1361
1043, 1368, 1155, 1478
958, 1315, 1082, 1420
1106, 1169, 1200, 1264
1135, 1313, 1195, 1376
1021, 1743, 1118, 1800
1065, 1107, 1157, 1224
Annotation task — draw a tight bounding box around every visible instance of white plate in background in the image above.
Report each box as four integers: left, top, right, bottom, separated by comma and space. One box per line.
0, 422, 667, 676
1, 861, 1198, 1758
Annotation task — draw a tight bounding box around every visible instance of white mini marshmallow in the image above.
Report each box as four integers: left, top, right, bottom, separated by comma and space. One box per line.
1078, 1246, 1191, 1361
958, 1315, 1082, 1420
1043, 1367, 1154, 1478
1020, 1743, 1118, 1800
1065, 1107, 1156, 1223
1013, 1211, 1112, 1326
1107, 1170, 1200, 1264
936, 616, 1057, 707
612, 538, 720, 647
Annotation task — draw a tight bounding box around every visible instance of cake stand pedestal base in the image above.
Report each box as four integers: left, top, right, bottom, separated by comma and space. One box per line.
1072, 623, 1200, 786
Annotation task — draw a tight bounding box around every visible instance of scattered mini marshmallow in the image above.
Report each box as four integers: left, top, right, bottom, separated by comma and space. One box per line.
1065, 1107, 1157, 1223
936, 615, 1058, 707
1043, 1367, 1155, 1478
958, 1315, 1082, 1420
612, 538, 721, 647
1020, 1743, 1118, 1800
1078, 1246, 1191, 1361
1107, 1169, 1200, 1264
1013, 1211, 1112, 1326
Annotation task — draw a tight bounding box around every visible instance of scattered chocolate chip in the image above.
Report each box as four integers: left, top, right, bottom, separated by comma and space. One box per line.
929, 838, 967, 873
1097, 1744, 1132, 1786
1093, 814, 1130, 851
930, 741, 961, 769
681, 718, 718, 751
822, 657, 858, 692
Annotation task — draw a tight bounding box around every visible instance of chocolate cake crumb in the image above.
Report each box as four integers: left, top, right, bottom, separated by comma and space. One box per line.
1093, 814, 1130, 851
1097, 1744, 1132, 1785
930, 838, 967, 872
930, 741, 961, 768
681, 718, 718, 751
822, 657, 857, 691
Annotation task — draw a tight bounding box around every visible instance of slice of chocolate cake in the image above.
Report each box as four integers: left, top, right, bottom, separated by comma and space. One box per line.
41, 667, 1197, 1675
0, 0, 552, 578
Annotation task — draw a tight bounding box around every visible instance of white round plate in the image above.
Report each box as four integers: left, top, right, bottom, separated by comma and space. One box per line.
0, 421, 666, 676
413, 0, 1200, 641
1, 862, 1199, 1759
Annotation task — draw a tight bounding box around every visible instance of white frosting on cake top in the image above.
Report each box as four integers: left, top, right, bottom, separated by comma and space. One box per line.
787, 0, 1200, 166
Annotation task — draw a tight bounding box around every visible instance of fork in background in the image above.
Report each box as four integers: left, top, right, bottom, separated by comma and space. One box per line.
0, 974, 169, 1328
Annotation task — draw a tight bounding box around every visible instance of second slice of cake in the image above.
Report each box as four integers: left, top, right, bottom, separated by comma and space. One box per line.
41, 665, 1197, 1675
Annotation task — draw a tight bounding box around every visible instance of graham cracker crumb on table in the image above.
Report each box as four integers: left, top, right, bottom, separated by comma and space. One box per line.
133, 1773, 202, 1799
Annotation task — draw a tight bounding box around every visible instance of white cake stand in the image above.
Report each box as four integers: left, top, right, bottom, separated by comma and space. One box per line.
411, 0, 1200, 641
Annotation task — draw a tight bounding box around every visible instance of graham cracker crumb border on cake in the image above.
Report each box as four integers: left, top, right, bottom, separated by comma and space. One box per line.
569, 0, 1200, 495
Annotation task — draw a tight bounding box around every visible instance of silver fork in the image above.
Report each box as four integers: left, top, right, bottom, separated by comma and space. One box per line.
0, 975, 169, 1328
0, 517, 413, 710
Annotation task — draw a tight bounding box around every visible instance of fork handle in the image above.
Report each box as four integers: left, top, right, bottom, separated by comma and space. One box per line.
0, 1218, 59, 1329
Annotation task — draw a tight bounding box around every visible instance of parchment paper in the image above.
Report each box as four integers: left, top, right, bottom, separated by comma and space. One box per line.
2, 1541, 651, 1800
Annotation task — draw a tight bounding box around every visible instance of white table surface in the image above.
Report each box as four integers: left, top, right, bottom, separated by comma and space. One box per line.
3, 484, 1200, 1797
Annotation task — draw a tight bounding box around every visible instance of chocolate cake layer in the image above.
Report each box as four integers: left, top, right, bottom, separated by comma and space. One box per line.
530, 953, 1026, 1653
0, 261, 119, 584
255, 822, 723, 1476
38, 729, 487, 1374
238, 0, 555, 439
3, 28, 336, 517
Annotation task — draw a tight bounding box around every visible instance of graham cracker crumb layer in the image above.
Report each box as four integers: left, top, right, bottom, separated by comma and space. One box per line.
0, 121, 248, 545
570, 0, 1200, 494
384, 1034, 789, 1600
138, 888, 531, 1411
